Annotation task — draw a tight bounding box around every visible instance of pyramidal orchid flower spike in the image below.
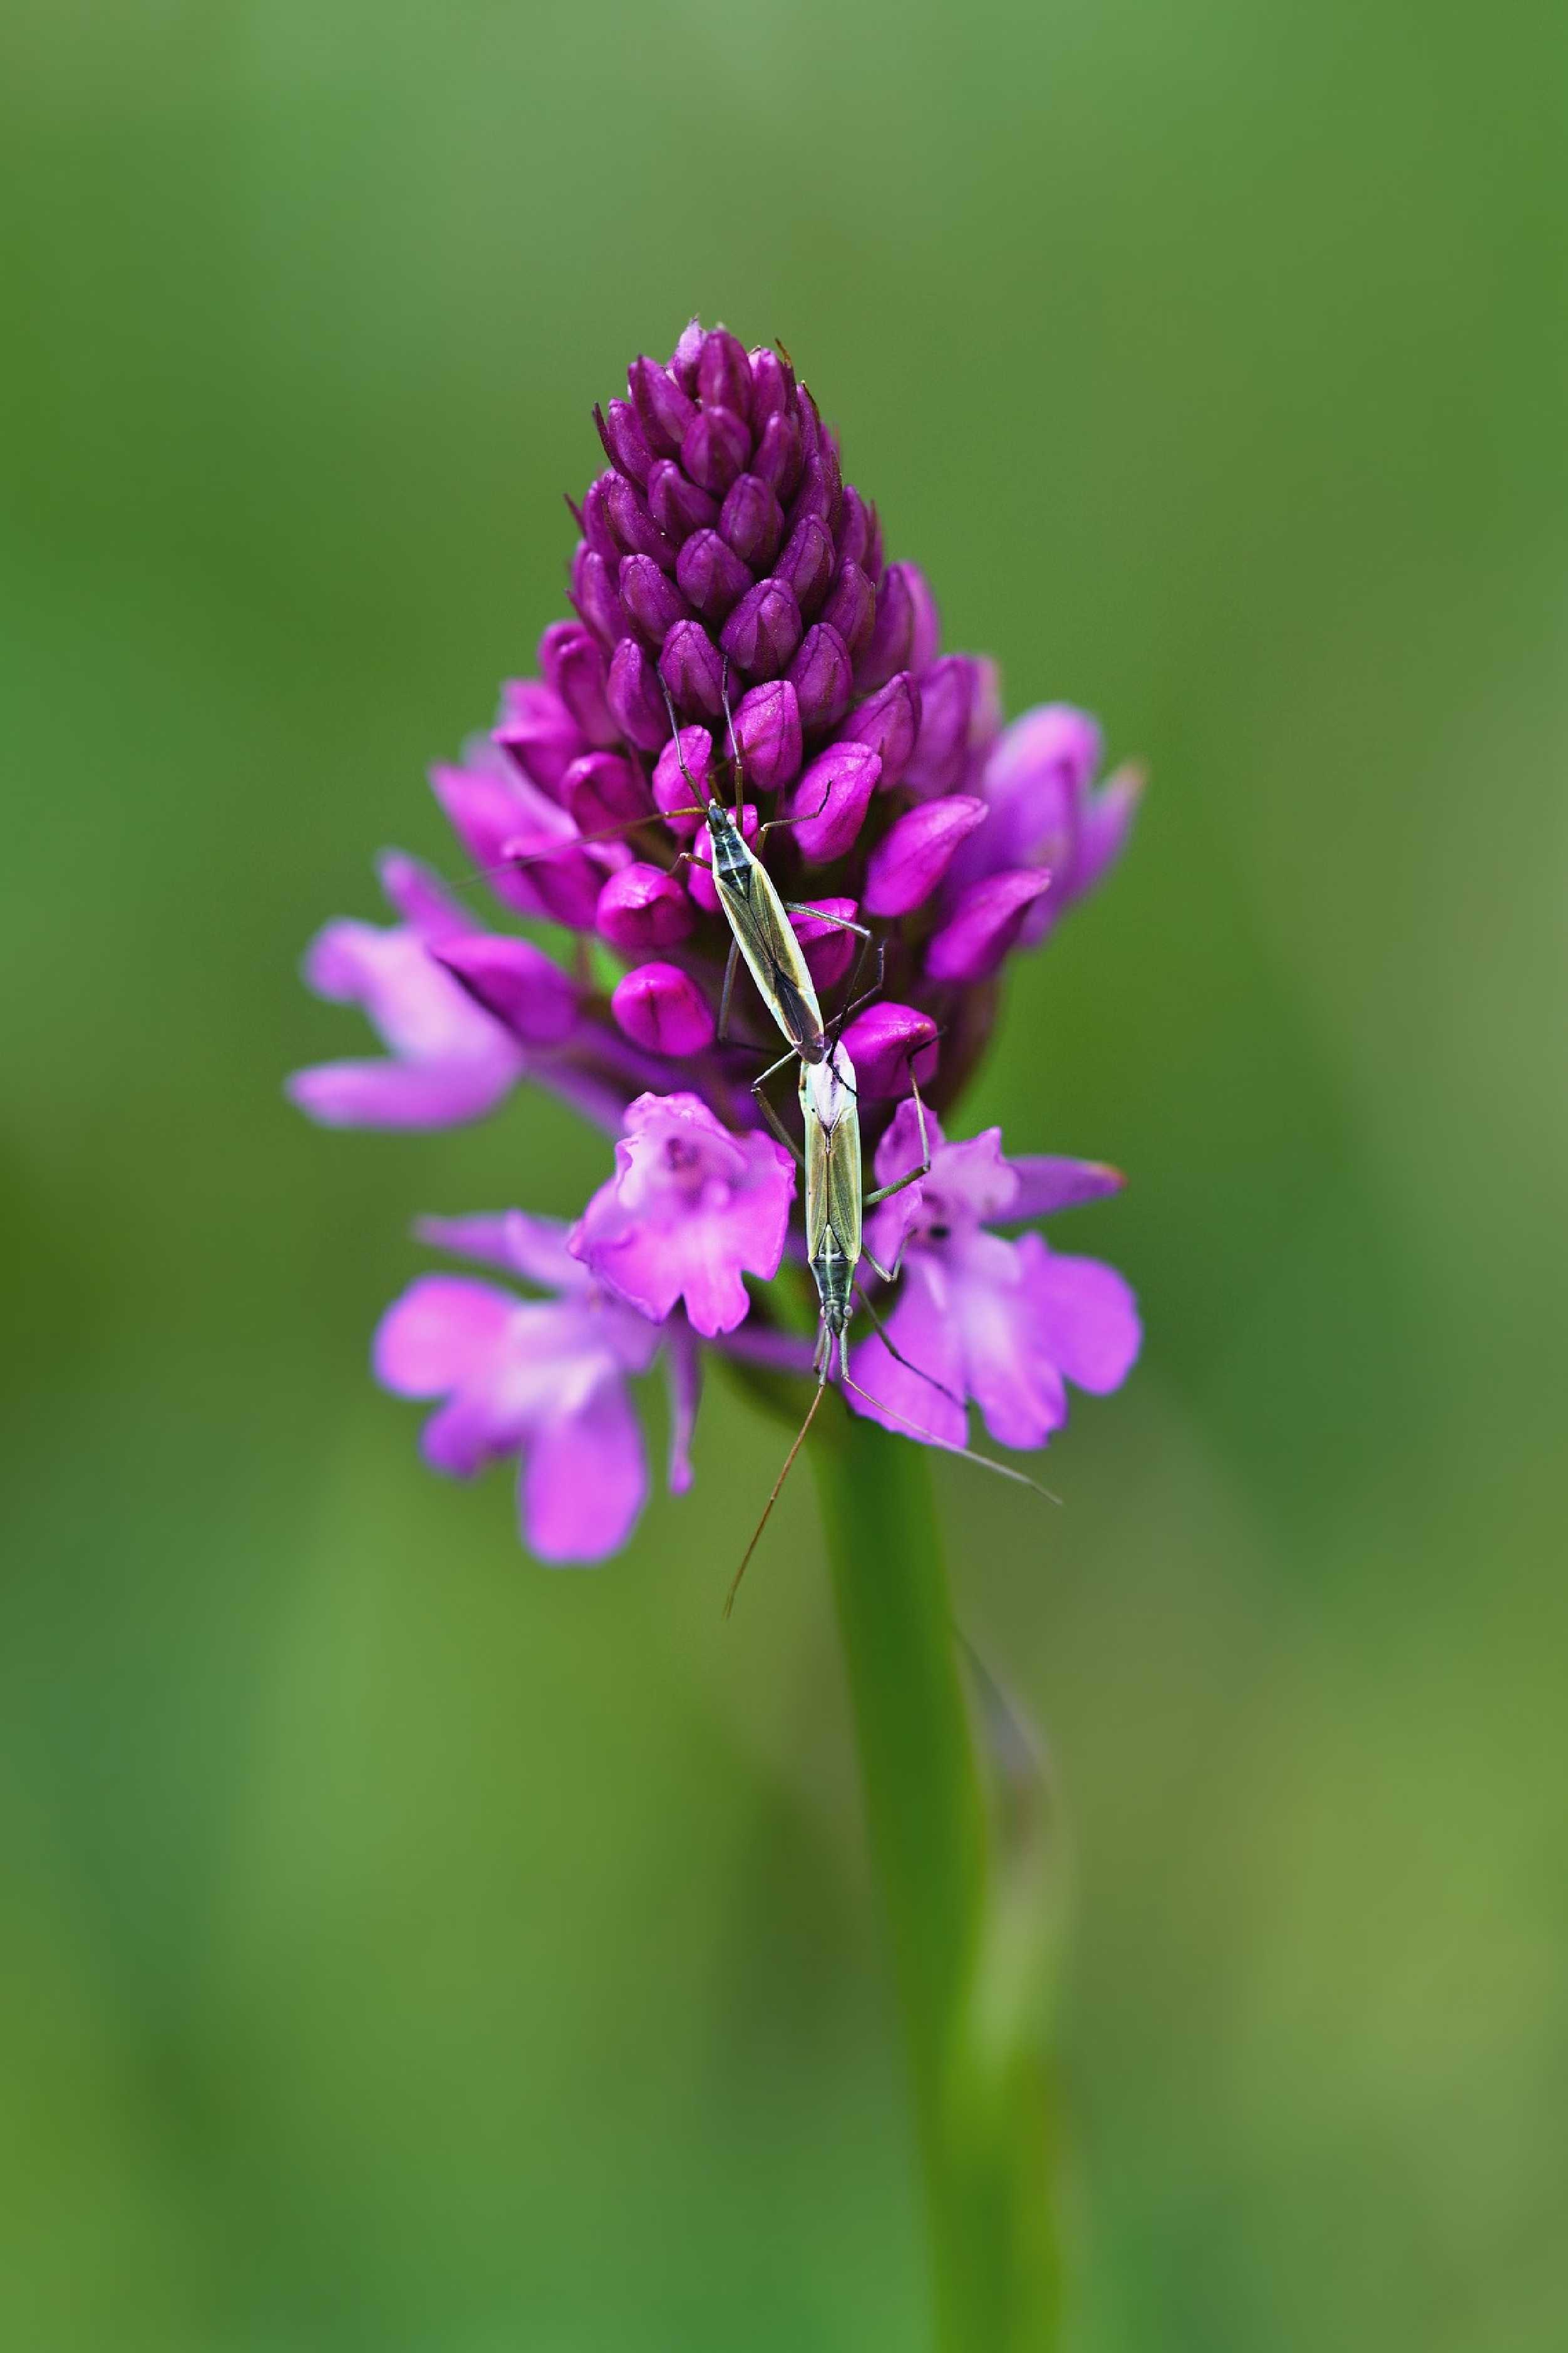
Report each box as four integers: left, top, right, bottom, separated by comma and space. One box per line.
290, 319, 1143, 1561
290, 318, 1148, 2351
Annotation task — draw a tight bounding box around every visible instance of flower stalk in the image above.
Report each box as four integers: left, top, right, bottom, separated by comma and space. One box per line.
814, 1413, 1061, 2352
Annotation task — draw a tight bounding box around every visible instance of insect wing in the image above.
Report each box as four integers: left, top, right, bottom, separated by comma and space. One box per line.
717, 832, 826, 1054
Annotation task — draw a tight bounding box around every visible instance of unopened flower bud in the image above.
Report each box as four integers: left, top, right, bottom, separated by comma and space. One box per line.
570, 544, 628, 648
771, 514, 835, 616
697, 329, 753, 421
838, 671, 921, 792
594, 398, 652, 487
652, 727, 714, 835
752, 410, 803, 499
646, 458, 718, 540
720, 577, 803, 677
668, 316, 704, 390
719, 473, 785, 569
580, 472, 619, 563
748, 344, 793, 425
611, 961, 716, 1058
863, 794, 988, 917
604, 473, 678, 570
837, 1001, 939, 1096
924, 868, 1052, 984
902, 654, 994, 795
730, 680, 802, 791
787, 742, 881, 864
819, 561, 875, 657
787, 624, 854, 732
658, 619, 725, 717
596, 862, 695, 953
791, 897, 860, 990
676, 528, 753, 621
836, 486, 877, 575
542, 623, 618, 747
628, 355, 697, 455
682, 405, 751, 495
855, 561, 938, 692
606, 638, 668, 752
563, 752, 649, 837
616, 553, 691, 646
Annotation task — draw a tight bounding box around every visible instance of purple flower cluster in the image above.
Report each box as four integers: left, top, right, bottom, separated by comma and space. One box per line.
290, 322, 1144, 1561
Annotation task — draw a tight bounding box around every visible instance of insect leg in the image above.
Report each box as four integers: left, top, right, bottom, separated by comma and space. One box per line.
751, 1047, 807, 1166
716, 936, 740, 1043
849, 1285, 967, 1410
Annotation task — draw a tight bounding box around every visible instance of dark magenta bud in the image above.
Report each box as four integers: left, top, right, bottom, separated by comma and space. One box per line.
698, 328, 753, 421
900, 654, 993, 795
924, 868, 1053, 984
863, 794, 988, 916
652, 725, 714, 836
492, 680, 583, 797
731, 680, 803, 792
751, 410, 803, 499
617, 552, 691, 646
603, 473, 678, 571
855, 561, 941, 691
628, 356, 697, 457
658, 619, 726, 717
787, 742, 881, 864
594, 398, 653, 488
748, 345, 793, 425
837, 486, 876, 574
431, 933, 579, 1047
773, 514, 835, 614
668, 316, 704, 391
596, 861, 696, 954
819, 561, 875, 657
562, 752, 649, 837
580, 472, 620, 564
681, 405, 751, 495
675, 527, 753, 621
611, 961, 715, 1058
837, 1001, 939, 1097
792, 897, 860, 991
570, 543, 629, 649
606, 638, 669, 752
718, 473, 785, 569
540, 621, 614, 738
646, 457, 718, 540
787, 623, 854, 732
719, 576, 803, 677
787, 455, 835, 535
838, 670, 921, 792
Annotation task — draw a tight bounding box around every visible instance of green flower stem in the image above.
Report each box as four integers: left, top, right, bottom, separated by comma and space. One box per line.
813, 1409, 1061, 2353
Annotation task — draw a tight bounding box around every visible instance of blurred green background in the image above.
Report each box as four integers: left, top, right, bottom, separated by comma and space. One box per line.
4, 2, 1565, 2346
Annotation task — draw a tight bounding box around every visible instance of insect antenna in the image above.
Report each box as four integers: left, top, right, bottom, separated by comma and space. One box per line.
722, 1377, 828, 1618
837, 1372, 1061, 1504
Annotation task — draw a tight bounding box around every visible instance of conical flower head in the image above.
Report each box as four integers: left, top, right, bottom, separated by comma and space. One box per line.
290, 320, 1145, 1565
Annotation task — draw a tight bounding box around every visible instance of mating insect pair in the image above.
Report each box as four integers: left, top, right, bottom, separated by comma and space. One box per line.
505, 680, 1046, 1601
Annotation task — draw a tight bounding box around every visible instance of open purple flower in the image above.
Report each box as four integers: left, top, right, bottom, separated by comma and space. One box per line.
287, 852, 527, 1129
374, 1211, 663, 1562
847, 1102, 1141, 1451
571, 1092, 794, 1337
941, 702, 1143, 948
291, 319, 1146, 1566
